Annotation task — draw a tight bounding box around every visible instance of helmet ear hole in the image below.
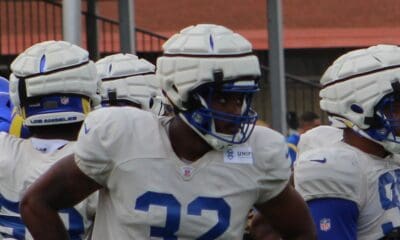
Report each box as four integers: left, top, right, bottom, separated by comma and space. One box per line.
350, 104, 364, 114
149, 97, 154, 108
213, 69, 224, 90
107, 89, 118, 106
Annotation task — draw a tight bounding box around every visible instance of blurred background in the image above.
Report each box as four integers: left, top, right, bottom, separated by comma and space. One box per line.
1, 0, 399, 133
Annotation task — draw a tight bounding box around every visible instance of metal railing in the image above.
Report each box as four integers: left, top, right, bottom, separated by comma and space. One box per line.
254, 65, 323, 124
90, 14, 167, 55
0, 0, 167, 56
0, 0, 322, 125
0, 0, 63, 55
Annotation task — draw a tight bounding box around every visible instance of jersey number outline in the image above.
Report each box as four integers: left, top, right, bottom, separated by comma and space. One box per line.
0, 193, 84, 240
378, 169, 400, 236
135, 191, 231, 240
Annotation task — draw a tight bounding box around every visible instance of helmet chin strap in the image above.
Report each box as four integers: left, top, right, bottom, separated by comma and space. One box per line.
336, 116, 400, 154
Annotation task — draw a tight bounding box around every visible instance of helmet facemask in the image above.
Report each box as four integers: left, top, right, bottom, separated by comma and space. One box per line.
180, 78, 259, 150
365, 92, 400, 153
149, 94, 173, 116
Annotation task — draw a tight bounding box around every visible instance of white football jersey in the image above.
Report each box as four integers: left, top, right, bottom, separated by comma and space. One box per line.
297, 125, 343, 156
75, 107, 291, 240
295, 140, 400, 239
0, 133, 97, 240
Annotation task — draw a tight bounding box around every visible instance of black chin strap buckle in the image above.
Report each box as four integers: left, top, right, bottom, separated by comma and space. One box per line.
392, 81, 400, 100
17, 77, 28, 108
213, 69, 224, 91
107, 89, 118, 106
392, 80, 400, 92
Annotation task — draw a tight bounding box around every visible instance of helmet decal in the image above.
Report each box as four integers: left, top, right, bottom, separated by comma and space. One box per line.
39, 55, 46, 73
209, 34, 215, 51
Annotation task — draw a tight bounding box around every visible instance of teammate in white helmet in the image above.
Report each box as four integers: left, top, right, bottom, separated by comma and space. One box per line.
21, 24, 316, 240
96, 53, 171, 116
294, 44, 400, 239
0, 41, 99, 239
0, 77, 12, 133
0, 76, 32, 138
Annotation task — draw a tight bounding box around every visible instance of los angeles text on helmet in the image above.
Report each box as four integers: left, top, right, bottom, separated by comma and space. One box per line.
29, 116, 77, 124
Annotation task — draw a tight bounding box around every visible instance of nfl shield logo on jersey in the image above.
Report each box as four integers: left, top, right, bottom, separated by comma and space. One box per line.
320, 218, 331, 232
179, 165, 195, 181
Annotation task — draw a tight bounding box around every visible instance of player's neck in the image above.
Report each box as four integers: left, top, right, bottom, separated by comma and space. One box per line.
168, 116, 212, 162
343, 128, 390, 158
29, 122, 82, 141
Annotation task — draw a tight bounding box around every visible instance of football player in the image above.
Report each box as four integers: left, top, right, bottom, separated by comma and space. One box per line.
0, 76, 31, 138
294, 44, 400, 239
96, 53, 172, 115
20, 24, 316, 239
0, 77, 12, 133
0, 41, 99, 239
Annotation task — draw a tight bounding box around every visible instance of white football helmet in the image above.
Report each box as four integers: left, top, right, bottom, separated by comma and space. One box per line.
9, 41, 100, 126
96, 53, 157, 111
320, 44, 400, 154
157, 24, 261, 150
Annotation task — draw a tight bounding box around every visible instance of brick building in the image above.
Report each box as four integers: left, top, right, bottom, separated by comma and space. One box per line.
1, 0, 399, 123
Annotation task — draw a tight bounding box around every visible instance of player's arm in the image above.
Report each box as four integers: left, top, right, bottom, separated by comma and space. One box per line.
254, 183, 317, 240
20, 154, 102, 240
294, 147, 362, 240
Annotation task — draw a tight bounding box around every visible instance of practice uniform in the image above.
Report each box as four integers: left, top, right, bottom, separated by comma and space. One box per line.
75, 107, 291, 240
295, 140, 400, 239
0, 133, 97, 240
296, 125, 343, 156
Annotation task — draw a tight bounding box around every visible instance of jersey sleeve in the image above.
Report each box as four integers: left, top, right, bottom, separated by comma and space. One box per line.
297, 126, 343, 156
308, 198, 358, 240
294, 146, 364, 206
74, 108, 125, 185
253, 127, 291, 204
